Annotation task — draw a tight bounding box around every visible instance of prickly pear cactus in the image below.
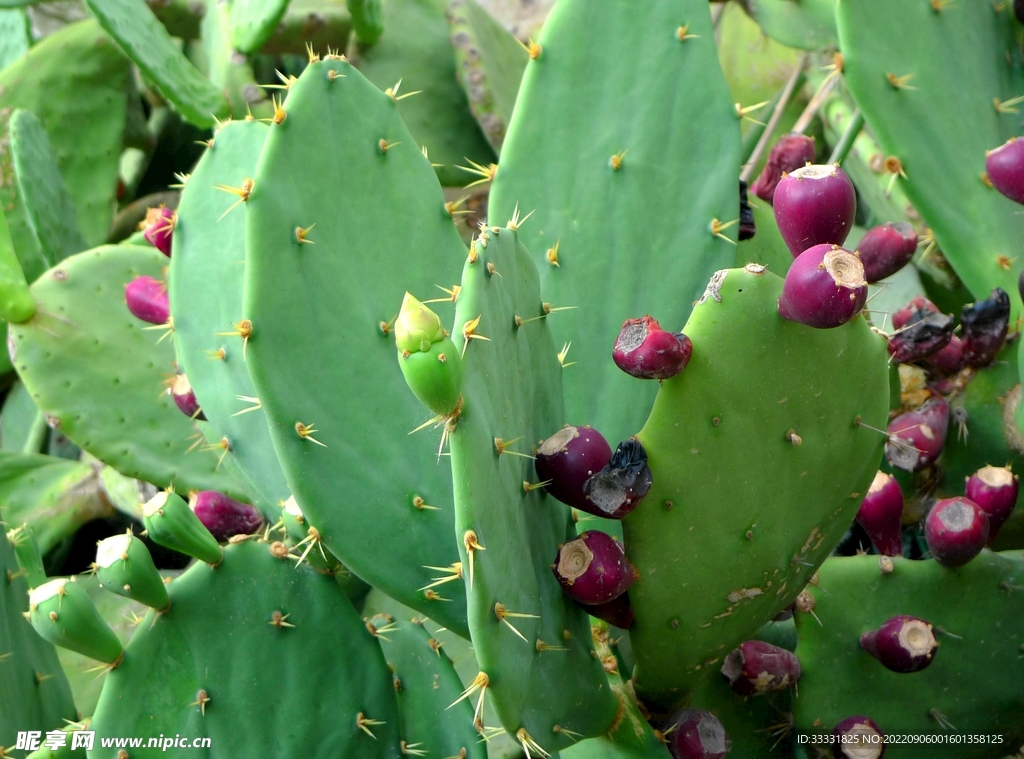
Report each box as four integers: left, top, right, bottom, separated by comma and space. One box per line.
794, 552, 1024, 754
623, 265, 890, 701
445, 224, 620, 755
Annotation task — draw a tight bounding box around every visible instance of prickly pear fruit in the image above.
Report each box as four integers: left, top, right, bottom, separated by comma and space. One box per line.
587, 592, 634, 629
887, 310, 953, 363
925, 497, 989, 567
395, 292, 463, 416
95, 533, 169, 610
142, 491, 223, 565
773, 164, 856, 256
965, 465, 1019, 542
553, 530, 636, 606
960, 288, 1009, 368
535, 425, 612, 510
859, 615, 937, 673
926, 334, 965, 375
891, 296, 938, 330
29, 578, 124, 664
581, 438, 652, 518
831, 716, 886, 759
751, 133, 817, 204
856, 472, 904, 556
124, 275, 169, 325
612, 315, 693, 380
142, 206, 175, 257
738, 180, 756, 241
189, 491, 262, 541
985, 137, 1024, 205
856, 222, 918, 283
665, 709, 730, 759
884, 396, 948, 472
720, 640, 801, 696
170, 373, 205, 420
777, 244, 867, 329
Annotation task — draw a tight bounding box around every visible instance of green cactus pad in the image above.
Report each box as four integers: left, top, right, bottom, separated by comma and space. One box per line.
794, 553, 1024, 754
837, 0, 1024, 316
28, 577, 123, 664
231, 0, 290, 53
742, 0, 838, 51
0, 8, 30, 70
142, 491, 224, 566
0, 204, 35, 323
488, 0, 741, 444
201, 0, 272, 120
170, 119, 286, 513
623, 265, 890, 702
348, 0, 384, 43
6, 523, 47, 588
448, 226, 619, 754
446, 0, 528, 152
9, 245, 249, 497
0, 530, 77, 750
348, 0, 496, 187
369, 614, 487, 759
85, 0, 228, 127
243, 58, 468, 635
9, 109, 89, 265
90, 538, 402, 758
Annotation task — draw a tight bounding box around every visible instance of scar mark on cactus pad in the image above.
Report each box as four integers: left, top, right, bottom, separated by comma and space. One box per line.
696, 270, 728, 305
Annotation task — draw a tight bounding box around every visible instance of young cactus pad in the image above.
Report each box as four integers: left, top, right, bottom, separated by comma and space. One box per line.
243, 56, 468, 635
8, 245, 250, 497
445, 225, 619, 754
90, 539, 402, 757
623, 265, 890, 701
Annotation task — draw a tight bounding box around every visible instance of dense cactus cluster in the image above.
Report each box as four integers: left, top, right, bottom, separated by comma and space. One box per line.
1, 0, 1023, 757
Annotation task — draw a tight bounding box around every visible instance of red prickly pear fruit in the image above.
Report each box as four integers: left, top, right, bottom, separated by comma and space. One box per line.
535, 425, 613, 510
777, 244, 867, 329
891, 296, 938, 330
738, 180, 756, 241
884, 396, 948, 472
831, 716, 886, 758
142, 206, 176, 257
170, 374, 206, 421
857, 222, 918, 283
581, 438, 653, 519
985, 137, 1024, 205
960, 288, 1010, 368
751, 133, 817, 204
612, 315, 692, 380
552, 530, 636, 606
586, 592, 634, 629
856, 472, 904, 556
860, 615, 937, 673
125, 276, 170, 325
773, 163, 856, 256
925, 497, 989, 567
190, 491, 262, 541
886, 311, 953, 363
926, 334, 965, 375
665, 709, 730, 759
965, 465, 1019, 542
720, 640, 801, 696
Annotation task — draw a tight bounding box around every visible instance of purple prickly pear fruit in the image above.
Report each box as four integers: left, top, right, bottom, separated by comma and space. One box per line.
960, 288, 1009, 368
965, 465, 1019, 542
170, 374, 206, 421
665, 709, 730, 759
925, 497, 989, 566
552, 530, 636, 606
926, 334, 965, 375
190, 491, 263, 541
831, 717, 886, 758
751, 133, 817, 204
985, 137, 1024, 205
856, 472, 904, 556
125, 276, 169, 325
142, 206, 176, 257
860, 615, 937, 673
777, 244, 867, 329
720, 640, 801, 696
535, 425, 613, 510
581, 438, 653, 519
884, 396, 948, 472
891, 296, 938, 330
612, 315, 692, 380
586, 592, 634, 629
886, 311, 953, 363
773, 164, 856, 256
857, 222, 918, 283
738, 180, 756, 241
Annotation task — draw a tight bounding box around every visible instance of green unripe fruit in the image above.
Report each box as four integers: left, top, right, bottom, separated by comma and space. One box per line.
395, 292, 447, 353
29, 577, 123, 664
142, 491, 223, 565
6, 525, 47, 588
398, 337, 463, 417
95, 533, 170, 610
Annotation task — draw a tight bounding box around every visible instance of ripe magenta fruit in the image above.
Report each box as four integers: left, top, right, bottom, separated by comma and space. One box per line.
926, 334, 965, 375
965, 465, 1019, 542
891, 296, 938, 330
857, 222, 918, 283
612, 315, 692, 380
832, 716, 886, 758
856, 472, 904, 556
536, 425, 613, 510
720, 640, 801, 696
884, 396, 948, 472
170, 374, 206, 420
142, 206, 176, 257
751, 133, 817, 204
125, 276, 169, 325
586, 592, 634, 629
986, 137, 1024, 205
860, 615, 937, 673
960, 288, 1010, 368
777, 244, 867, 329
887, 310, 953, 363
581, 438, 653, 519
739, 180, 756, 241
665, 709, 730, 759
925, 497, 989, 567
552, 530, 636, 606
190, 491, 262, 541
773, 163, 856, 256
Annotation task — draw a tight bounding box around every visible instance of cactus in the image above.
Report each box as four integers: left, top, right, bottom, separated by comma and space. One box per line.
0, 204, 35, 325
231, 0, 290, 53
740, 0, 838, 51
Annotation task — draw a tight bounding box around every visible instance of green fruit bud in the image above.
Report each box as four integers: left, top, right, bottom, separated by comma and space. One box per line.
398, 336, 463, 416
6, 525, 47, 588
395, 292, 447, 353
142, 491, 223, 565
29, 578, 124, 663
95, 533, 170, 610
